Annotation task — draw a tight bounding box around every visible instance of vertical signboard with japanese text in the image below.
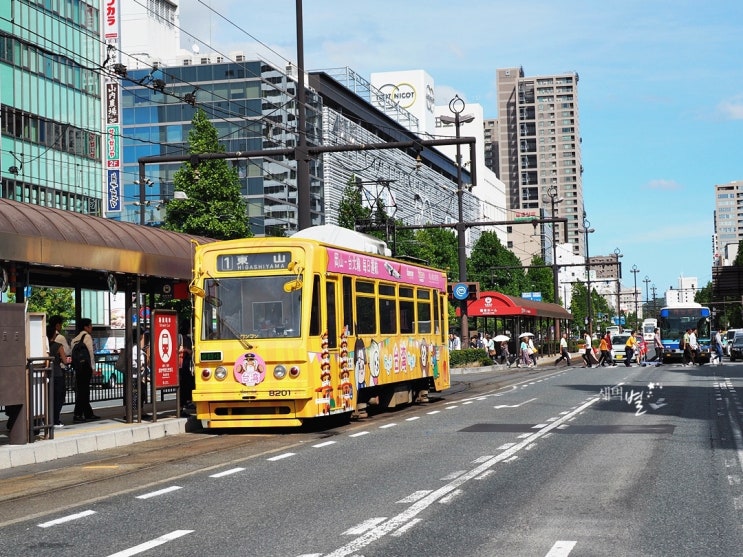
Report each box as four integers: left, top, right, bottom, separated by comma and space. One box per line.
153, 310, 179, 389
103, 0, 122, 213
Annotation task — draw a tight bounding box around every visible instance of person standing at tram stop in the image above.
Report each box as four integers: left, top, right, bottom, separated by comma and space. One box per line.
70, 318, 100, 422
178, 322, 195, 413
624, 329, 638, 367
47, 324, 66, 427
555, 332, 571, 366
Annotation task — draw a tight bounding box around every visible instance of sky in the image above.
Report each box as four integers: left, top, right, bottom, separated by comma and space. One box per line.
175, 0, 743, 298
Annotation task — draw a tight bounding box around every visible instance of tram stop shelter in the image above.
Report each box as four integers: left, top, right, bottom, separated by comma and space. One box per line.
465, 290, 573, 355
0, 197, 214, 443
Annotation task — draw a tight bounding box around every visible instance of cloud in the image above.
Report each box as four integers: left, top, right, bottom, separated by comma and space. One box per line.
718, 96, 743, 120
646, 179, 681, 190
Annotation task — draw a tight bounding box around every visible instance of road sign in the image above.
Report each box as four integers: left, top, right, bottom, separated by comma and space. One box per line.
453, 283, 470, 301
612, 316, 626, 325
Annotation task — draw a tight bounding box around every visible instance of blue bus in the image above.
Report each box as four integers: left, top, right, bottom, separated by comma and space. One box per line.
659, 303, 711, 363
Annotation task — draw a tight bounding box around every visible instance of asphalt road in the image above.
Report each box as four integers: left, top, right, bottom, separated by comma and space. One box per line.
2, 360, 743, 556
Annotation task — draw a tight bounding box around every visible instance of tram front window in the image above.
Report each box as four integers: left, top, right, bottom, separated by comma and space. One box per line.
201, 277, 301, 340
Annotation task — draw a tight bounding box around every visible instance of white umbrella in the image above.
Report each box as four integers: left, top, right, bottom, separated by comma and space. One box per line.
494, 334, 510, 342
519, 332, 534, 338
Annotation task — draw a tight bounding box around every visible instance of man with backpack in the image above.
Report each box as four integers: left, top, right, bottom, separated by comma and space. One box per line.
70, 318, 100, 422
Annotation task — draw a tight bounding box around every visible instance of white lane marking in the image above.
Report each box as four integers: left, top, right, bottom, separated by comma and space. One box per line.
267, 452, 296, 461
38, 510, 96, 528
379, 423, 397, 429
517, 433, 531, 438
135, 486, 182, 500
473, 455, 495, 463
445, 405, 458, 410
105, 530, 193, 557
426, 410, 441, 415
313, 441, 336, 448
475, 469, 495, 480
209, 467, 245, 478
497, 443, 517, 450
494, 397, 538, 410
324, 397, 599, 557
405, 416, 420, 421
545, 540, 577, 556
440, 471, 466, 481
342, 517, 387, 535
349, 431, 369, 438
532, 423, 548, 429
396, 490, 431, 504
462, 401, 474, 405
438, 489, 463, 504
391, 518, 422, 537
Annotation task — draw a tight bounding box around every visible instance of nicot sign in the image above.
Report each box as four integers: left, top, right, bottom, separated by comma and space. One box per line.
152, 310, 178, 389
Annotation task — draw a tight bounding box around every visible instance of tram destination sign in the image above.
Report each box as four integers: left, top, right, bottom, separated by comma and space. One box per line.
217, 252, 292, 271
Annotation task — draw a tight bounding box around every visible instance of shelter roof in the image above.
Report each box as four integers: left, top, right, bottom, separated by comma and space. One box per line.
0, 198, 214, 290
467, 291, 572, 320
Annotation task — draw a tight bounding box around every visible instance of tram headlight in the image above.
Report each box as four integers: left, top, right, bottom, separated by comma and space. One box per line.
273, 364, 287, 380
289, 366, 300, 378
215, 366, 228, 380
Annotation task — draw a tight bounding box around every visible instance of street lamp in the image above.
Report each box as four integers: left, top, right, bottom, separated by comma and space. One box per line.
614, 248, 623, 329
643, 275, 651, 320
543, 186, 563, 306
440, 95, 475, 345
631, 264, 640, 330
578, 215, 595, 333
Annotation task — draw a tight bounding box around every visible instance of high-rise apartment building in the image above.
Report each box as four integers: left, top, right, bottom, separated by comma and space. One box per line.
492, 67, 585, 259
0, 0, 102, 214
714, 180, 743, 266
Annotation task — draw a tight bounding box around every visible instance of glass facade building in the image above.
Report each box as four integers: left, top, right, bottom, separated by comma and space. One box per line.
0, 0, 102, 214
118, 60, 324, 233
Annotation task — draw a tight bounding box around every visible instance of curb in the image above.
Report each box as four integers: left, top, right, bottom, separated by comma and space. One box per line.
0, 417, 187, 470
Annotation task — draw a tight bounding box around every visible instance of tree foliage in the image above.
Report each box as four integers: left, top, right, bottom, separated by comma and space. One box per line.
525, 255, 555, 303
11, 287, 75, 324
163, 109, 251, 240
468, 231, 525, 296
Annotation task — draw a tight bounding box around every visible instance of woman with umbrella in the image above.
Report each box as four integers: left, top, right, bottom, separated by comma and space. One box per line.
519, 332, 536, 367
494, 334, 510, 366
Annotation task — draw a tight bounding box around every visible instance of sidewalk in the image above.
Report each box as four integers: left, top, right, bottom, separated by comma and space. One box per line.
0, 401, 190, 470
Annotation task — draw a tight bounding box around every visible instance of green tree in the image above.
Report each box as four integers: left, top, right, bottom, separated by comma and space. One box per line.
337, 175, 371, 230
9, 287, 74, 323
468, 231, 525, 296
525, 255, 555, 303
163, 109, 251, 240
410, 228, 458, 277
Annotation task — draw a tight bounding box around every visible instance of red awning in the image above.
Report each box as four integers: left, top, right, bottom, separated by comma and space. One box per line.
466, 291, 572, 320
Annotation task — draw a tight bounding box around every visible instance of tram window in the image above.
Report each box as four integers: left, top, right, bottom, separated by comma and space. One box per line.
417, 289, 430, 300
356, 296, 376, 334
400, 298, 414, 334
400, 286, 414, 299
326, 281, 337, 348
342, 276, 354, 336
379, 283, 395, 296
356, 280, 374, 294
379, 298, 397, 335
310, 275, 321, 336
418, 293, 432, 334
434, 293, 442, 339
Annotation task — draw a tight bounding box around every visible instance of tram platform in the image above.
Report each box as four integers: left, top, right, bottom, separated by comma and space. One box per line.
0, 400, 191, 470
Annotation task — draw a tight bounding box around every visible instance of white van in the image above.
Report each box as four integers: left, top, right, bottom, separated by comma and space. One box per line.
727, 329, 743, 356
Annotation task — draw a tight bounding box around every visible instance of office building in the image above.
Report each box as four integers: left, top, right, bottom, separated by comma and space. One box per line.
0, 0, 102, 214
